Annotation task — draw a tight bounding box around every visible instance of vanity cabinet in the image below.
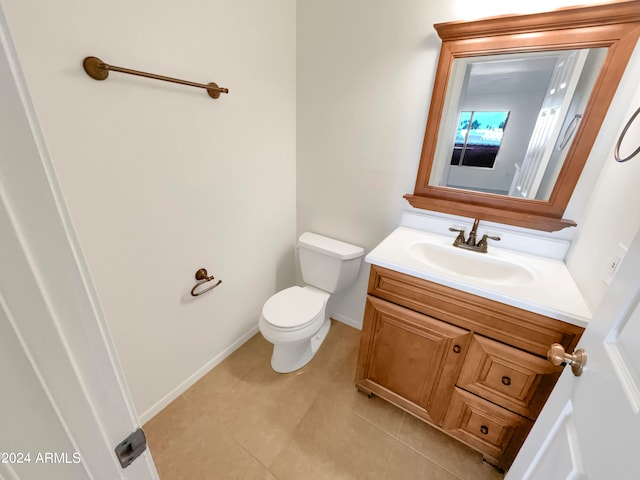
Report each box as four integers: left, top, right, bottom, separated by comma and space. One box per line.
355, 265, 584, 470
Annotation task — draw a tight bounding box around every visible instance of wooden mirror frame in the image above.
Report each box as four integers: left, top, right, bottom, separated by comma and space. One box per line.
405, 1, 640, 232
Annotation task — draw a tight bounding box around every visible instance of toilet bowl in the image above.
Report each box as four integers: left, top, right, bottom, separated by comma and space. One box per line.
259, 233, 364, 373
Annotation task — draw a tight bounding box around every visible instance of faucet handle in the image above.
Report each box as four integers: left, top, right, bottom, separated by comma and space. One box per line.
448, 227, 466, 246
477, 234, 501, 252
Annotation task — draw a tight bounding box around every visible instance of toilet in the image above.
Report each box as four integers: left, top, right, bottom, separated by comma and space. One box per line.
259, 232, 364, 373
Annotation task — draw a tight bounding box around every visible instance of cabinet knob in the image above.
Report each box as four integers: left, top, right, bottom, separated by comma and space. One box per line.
501, 376, 511, 386
452, 345, 462, 354
480, 425, 489, 435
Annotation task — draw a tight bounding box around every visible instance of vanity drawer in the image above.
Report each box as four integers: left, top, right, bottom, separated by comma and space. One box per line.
367, 265, 583, 358
442, 388, 533, 468
457, 335, 562, 419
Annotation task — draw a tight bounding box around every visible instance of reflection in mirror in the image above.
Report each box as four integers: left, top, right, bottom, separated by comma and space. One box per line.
430, 48, 607, 200
451, 111, 510, 169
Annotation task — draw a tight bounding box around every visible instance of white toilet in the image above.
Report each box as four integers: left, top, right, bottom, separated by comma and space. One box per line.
259, 232, 364, 373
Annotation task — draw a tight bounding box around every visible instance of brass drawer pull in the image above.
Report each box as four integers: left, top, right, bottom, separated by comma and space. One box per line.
453, 345, 462, 354
480, 425, 489, 435
501, 376, 511, 386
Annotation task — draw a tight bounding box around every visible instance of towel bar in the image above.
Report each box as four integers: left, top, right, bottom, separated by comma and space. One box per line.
615, 106, 640, 163
83, 56, 229, 100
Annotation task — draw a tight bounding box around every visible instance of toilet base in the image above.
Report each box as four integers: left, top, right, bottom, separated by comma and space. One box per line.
270, 319, 331, 373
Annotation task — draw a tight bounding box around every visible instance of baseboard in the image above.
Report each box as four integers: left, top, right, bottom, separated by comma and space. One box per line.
139, 324, 260, 424
331, 313, 362, 330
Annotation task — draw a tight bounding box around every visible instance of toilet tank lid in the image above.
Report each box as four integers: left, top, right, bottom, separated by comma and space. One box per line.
298, 232, 364, 260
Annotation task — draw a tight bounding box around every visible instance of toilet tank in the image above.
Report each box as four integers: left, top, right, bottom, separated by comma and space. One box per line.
298, 232, 364, 293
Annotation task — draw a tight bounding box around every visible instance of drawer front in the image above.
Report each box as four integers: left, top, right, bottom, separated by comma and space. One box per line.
442, 387, 533, 468
457, 335, 562, 419
368, 265, 584, 357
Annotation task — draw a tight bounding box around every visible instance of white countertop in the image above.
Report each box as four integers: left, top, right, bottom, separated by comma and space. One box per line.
366, 227, 591, 327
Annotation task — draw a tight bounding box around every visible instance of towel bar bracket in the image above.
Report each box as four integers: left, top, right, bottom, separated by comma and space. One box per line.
83, 56, 109, 81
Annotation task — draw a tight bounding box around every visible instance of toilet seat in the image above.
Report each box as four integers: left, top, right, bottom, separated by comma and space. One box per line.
262, 286, 325, 331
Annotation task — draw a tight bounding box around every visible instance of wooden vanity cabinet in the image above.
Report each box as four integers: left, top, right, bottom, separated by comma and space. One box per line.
355, 266, 584, 470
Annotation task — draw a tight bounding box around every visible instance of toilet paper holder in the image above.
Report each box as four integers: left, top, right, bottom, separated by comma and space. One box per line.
190, 268, 222, 297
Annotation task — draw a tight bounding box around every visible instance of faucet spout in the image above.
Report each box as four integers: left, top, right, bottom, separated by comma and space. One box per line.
466, 218, 480, 246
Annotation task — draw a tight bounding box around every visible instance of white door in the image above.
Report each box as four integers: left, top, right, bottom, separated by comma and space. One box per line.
507, 226, 640, 478
0, 8, 158, 480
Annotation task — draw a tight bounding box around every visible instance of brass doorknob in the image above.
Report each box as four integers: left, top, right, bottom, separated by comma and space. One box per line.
547, 343, 587, 377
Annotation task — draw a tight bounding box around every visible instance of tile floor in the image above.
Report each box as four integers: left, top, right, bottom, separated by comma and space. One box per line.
144, 320, 505, 480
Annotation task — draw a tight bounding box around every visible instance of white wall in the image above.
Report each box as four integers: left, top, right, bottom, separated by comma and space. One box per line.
296, 0, 639, 327
297, 0, 445, 326
565, 43, 640, 310
1, 0, 296, 421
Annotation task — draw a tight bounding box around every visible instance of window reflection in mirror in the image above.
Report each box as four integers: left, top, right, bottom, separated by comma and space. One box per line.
451, 111, 510, 168
431, 48, 607, 199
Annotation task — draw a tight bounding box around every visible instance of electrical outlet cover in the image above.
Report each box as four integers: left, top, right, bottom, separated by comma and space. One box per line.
605, 243, 628, 285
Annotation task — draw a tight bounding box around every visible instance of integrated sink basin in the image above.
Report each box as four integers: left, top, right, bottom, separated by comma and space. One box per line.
408, 240, 534, 286
364, 225, 592, 326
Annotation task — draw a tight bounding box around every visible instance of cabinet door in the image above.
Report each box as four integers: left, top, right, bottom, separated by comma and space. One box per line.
356, 295, 470, 424
457, 335, 562, 419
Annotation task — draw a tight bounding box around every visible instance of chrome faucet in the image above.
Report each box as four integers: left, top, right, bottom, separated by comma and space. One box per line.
448, 219, 501, 253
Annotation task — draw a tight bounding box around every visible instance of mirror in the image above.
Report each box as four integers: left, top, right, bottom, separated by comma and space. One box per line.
405, 2, 640, 231
433, 48, 607, 200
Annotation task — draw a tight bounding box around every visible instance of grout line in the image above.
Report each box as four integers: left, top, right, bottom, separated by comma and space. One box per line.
230, 434, 274, 474
233, 384, 322, 475
348, 408, 468, 480
390, 436, 467, 480
353, 409, 486, 480
381, 441, 396, 480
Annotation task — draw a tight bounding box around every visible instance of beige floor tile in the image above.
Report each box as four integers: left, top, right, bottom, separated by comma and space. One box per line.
183, 333, 271, 418
384, 443, 460, 480
270, 395, 396, 480
143, 394, 203, 459
153, 412, 269, 480
396, 414, 504, 480
225, 359, 320, 467
332, 384, 406, 438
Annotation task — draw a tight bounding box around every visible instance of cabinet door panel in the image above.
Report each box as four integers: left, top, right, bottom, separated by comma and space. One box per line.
457, 335, 562, 419
356, 296, 470, 423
